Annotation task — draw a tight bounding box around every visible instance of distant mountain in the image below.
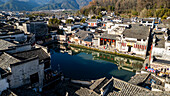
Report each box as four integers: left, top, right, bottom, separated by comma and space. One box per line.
0, 0, 92, 11
34, 0, 92, 10
0, 0, 39, 11
76, 0, 92, 8
34, 0, 79, 10
33, 0, 50, 5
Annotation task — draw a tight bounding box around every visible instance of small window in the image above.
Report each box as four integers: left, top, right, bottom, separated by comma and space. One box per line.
30, 73, 39, 84
137, 39, 141, 41
143, 21, 146, 23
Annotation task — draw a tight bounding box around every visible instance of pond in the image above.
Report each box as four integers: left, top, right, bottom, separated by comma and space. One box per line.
50, 46, 143, 81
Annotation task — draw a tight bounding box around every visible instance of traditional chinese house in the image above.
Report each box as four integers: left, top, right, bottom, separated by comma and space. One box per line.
119, 24, 151, 56
98, 33, 120, 48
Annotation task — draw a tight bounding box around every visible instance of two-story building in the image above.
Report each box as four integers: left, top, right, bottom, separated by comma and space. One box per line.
0, 52, 44, 91
70, 30, 93, 46
0, 30, 27, 43
119, 24, 151, 57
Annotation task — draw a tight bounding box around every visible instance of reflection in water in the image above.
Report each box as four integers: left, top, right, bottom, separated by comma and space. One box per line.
71, 47, 144, 72
50, 44, 144, 81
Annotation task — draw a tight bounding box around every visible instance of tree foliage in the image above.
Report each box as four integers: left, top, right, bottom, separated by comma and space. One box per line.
80, 18, 86, 23
91, 16, 96, 19
131, 10, 138, 16
80, 0, 170, 18
48, 18, 61, 26
66, 19, 74, 24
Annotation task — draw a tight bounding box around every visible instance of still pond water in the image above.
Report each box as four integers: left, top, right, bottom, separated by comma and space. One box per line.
50, 47, 143, 81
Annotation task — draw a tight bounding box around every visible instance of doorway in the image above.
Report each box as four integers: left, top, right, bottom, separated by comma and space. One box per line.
128, 46, 132, 52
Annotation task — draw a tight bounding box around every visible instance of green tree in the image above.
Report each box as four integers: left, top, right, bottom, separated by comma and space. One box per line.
91, 16, 96, 19
99, 13, 103, 17
96, 16, 101, 19
49, 18, 61, 25
80, 18, 86, 23
131, 10, 138, 16
66, 19, 74, 24
162, 15, 167, 19
155, 8, 170, 18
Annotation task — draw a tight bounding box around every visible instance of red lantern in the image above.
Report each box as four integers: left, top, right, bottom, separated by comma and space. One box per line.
108, 39, 111, 42
92, 23, 94, 26
112, 40, 115, 42
142, 45, 144, 49
105, 39, 107, 41
101, 38, 103, 41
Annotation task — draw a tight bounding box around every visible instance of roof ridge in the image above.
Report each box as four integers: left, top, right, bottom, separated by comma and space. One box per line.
12, 48, 41, 54
2, 52, 21, 62
111, 76, 150, 91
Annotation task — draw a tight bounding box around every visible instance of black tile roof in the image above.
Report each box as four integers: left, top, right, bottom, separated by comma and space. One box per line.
76, 77, 150, 96
0, 39, 17, 51
74, 30, 92, 41
99, 33, 120, 40
128, 74, 149, 85
135, 91, 170, 96
12, 48, 50, 61
123, 24, 150, 39
0, 52, 20, 77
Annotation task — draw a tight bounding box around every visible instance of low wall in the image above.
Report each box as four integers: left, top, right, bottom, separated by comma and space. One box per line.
71, 80, 92, 85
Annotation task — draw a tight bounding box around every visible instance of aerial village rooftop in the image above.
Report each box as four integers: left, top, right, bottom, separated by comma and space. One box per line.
0, 10, 170, 96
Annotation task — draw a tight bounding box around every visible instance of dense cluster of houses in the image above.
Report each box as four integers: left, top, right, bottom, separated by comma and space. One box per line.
0, 11, 58, 95
54, 12, 169, 61
56, 14, 164, 59
0, 10, 170, 95
53, 11, 170, 95
53, 12, 170, 74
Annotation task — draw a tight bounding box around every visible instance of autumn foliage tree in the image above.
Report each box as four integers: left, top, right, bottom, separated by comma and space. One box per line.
80, 0, 170, 18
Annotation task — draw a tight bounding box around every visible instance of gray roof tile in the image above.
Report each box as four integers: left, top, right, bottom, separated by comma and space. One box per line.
0, 52, 20, 75
0, 39, 17, 51
123, 24, 150, 39
12, 48, 50, 61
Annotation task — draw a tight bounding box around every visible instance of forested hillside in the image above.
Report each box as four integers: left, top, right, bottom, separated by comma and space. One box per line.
80, 0, 170, 18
